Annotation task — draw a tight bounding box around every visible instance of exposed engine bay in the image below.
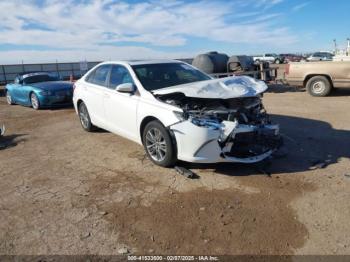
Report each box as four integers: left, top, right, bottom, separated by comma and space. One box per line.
158, 92, 268, 125
156, 90, 282, 162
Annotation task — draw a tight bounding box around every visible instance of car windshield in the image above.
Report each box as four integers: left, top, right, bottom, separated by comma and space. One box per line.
131, 63, 211, 91
23, 74, 60, 84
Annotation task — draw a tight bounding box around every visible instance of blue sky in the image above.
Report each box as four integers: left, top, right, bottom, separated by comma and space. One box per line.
0, 0, 349, 63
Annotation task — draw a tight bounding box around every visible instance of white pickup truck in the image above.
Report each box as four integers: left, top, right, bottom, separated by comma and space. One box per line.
253, 54, 283, 64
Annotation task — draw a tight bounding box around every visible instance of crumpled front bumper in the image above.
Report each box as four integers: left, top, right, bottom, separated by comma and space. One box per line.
170, 120, 281, 164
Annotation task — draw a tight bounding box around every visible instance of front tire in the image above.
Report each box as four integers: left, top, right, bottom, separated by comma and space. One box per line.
78, 101, 96, 132
6, 90, 14, 105
30, 93, 40, 110
306, 76, 332, 97
142, 120, 176, 167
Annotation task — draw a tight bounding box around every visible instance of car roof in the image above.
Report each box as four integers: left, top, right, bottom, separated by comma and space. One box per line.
101, 59, 183, 66
17, 71, 57, 79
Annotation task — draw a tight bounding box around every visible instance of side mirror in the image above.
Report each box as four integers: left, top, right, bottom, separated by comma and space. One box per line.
116, 83, 135, 93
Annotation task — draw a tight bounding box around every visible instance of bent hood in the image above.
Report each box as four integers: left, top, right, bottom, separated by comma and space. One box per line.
152, 76, 268, 99
30, 81, 73, 91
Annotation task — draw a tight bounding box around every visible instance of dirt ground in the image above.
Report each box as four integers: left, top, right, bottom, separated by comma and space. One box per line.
0, 84, 350, 256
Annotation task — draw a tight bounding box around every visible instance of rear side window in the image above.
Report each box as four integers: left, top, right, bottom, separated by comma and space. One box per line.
108, 65, 134, 89
86, 65, 111, 87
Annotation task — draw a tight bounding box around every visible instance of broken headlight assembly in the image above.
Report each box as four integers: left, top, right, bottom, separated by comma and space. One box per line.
190, 117, 222, 130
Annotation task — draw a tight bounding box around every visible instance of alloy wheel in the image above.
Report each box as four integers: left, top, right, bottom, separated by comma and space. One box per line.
79, 104, 90, 129
145, 127, 167, 162
6, 92, 12, 105
31, 93, 39, 109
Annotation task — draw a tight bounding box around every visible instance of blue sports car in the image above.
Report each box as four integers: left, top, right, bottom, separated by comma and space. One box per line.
5, 72, 74, 110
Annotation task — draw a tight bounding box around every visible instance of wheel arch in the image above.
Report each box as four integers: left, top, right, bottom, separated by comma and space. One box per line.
76, 99, 84, 108
139, 116, 178, 156
139, 116, 159, 142
303, 74, 333, 88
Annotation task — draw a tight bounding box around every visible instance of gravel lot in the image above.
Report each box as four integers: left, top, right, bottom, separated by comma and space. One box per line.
0, 84, 349, 255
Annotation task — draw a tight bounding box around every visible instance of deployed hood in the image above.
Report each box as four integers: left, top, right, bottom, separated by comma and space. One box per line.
152, 76, 268, 99
31, 81, 73, 91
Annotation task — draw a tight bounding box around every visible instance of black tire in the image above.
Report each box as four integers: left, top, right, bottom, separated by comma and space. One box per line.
6, 90, 14, 105
78, 101, 96, 132
142, 120, 176, 167
306, 76, 332, 97
30, 92, 40, 110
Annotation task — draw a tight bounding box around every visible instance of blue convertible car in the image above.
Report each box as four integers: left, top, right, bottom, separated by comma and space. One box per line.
5, 72, 73, 110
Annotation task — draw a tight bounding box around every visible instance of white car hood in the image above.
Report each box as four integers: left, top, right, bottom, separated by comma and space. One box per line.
152, 76, 268, 99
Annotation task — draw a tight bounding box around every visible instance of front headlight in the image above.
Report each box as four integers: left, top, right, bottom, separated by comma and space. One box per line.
39, 90, 53, 96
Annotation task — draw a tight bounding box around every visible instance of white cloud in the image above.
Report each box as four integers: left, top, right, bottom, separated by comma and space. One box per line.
292, 2, 309, 12
0, 0, 297, 63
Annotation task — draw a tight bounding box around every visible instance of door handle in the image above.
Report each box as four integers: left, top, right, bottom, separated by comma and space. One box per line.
104, 93, 110, 98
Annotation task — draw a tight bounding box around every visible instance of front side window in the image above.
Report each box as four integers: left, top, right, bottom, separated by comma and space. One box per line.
131, 63, 211, 91
108, 65, 134, 89
86, 65, 111, 86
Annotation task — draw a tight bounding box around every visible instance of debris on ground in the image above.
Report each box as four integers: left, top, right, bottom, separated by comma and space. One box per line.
174, 166, 199, 179
310, 160, 328, 170
98, 211, 108, 216
344, 174, 350, 178
118, 247, 130, 254
81, 232, 91, 239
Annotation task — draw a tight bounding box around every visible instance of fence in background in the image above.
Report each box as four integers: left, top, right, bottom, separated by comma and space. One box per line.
0, 61, 101, 84
0, 59, 194, 85
0, 58, 279, 85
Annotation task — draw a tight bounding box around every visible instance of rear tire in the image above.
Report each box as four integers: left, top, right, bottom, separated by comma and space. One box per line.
306, 76, 332, 97
30, 93, 40, 110
6, 90, 14, 105
142, 120, 176, 167
78, 101, 96, 132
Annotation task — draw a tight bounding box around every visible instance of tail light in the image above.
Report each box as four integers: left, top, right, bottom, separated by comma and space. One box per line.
285, 63, 290, 75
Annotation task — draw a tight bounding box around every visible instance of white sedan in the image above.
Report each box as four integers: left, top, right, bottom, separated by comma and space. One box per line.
73, 60, 281, 167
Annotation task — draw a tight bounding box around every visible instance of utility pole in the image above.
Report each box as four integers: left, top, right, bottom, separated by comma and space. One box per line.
333, 39, 337, 54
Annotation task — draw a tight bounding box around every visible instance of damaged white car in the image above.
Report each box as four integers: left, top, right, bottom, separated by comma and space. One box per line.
73, 60, 281, 167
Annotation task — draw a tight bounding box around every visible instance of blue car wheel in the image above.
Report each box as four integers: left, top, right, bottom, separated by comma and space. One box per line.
30, 93, 40, 110
6, 90, 14, 105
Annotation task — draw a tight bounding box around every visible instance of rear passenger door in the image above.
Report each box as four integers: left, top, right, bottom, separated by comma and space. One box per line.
103, 65, 139, 142
83, 64, 111, 127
